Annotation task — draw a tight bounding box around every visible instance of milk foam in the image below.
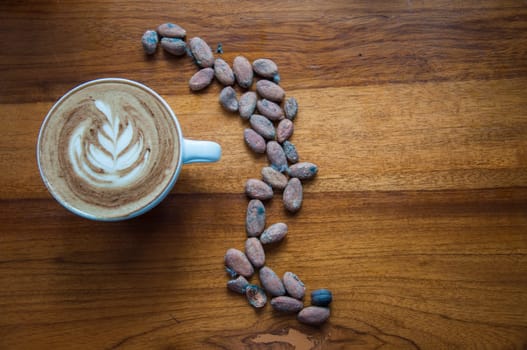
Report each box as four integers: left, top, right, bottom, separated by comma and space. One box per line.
68, 99, 150, 188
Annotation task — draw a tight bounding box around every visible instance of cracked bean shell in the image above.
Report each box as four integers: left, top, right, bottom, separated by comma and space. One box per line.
160, 38, 187, 56
283, 272, 306, 300
224, 248, 254, 278
271, 296, 304, 313
189, 37, 214, 68
244, 128, 266, 154
239, 92, 257, 119
297, 306, 330, 326
261, 166, 288, 190
283, 178, 303, 213
284, 97, 298, 120
257, 99, 284, 121
266, 141, 288, 173
245, 179, 274, 200
189, 68, 214, 91
259, 266, 286, 297
214, 58, 235, 86
246, 284, 267, 308
233, 56, 253, 89
219, 86, 238, 112
227, 276, 249, 294
225, 266, 238, 278
249, 114, 275, 140
141, 30, 158, 55
252, 58, 279, 79
245, 237, 265, 268
260, 223, 288, 244
277, 119, 294, 143
157, 23, 186, 38
288, 162, 318, 180
246, 199, 266, 237
256, 80, 285, 102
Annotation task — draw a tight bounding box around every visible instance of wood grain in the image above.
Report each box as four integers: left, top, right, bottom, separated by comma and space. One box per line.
1, 1, 527, 349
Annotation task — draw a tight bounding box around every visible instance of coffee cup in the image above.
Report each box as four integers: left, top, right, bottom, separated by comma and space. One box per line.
37, 78, 221, 221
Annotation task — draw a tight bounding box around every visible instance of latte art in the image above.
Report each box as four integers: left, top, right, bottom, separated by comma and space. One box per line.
38, 79, 180, 220
69, 99, 150, 187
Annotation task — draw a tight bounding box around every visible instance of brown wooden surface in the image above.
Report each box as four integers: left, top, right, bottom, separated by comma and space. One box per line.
1, 1, 527, 349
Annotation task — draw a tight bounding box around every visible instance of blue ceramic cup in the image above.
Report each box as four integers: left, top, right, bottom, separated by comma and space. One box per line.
37, 78, 221, 221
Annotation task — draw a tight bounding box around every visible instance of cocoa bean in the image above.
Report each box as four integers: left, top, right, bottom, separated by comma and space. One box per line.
224, 248, 254, 278
246, 199, 266, 237
227, 276, 249, 294
239, 91, 257, 120
297, 306, 330, 326
271, 296, 304, 313
244, 128, 266, 154
189, 37, 214, 68
256, 80, 285, 102
249, 114, 275, 140
283, 178, 303, 213
284, 97, 298, 120
311, 289, 333, 307
245, 237, 265, 268
261, 166, 288, 190
276, 119, 294, 143
266, 141, 288, 172
156, 23, 186, 38
160, 38, 187, 56
189, 68, 214, 91
287, 162, 318, 180
141, 30, 158, 55
252, 58, 279, 80
214, 58, 235, 86
260, 223, 288, 244
259, 266, 286, 297
233, 56, 253, 89
219, 86, 238, 112
283, 272, 306, 300
245, 179, 273, 200
257, 99, 284, 121
282, 141, 299, 163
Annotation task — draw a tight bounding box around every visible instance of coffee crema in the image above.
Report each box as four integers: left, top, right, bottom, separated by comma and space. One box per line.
38, 80, 180, 220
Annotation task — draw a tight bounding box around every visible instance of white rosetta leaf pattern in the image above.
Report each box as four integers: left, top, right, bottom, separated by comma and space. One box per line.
116, 122, 133, 156
95, 100, 112, 123
95, 100, 133, 170
69, 99, 149, 187
97, 131, 113, 156
116, 135, 143, 170
102, 123, 113, 140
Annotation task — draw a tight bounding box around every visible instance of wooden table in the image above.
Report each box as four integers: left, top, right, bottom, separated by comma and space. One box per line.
1, 1, 526, 349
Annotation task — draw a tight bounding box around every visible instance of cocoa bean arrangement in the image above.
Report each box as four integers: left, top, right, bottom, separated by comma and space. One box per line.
141, 23, 331, 326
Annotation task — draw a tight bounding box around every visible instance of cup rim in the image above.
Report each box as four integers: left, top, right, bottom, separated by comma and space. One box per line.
36, 78, 184, 221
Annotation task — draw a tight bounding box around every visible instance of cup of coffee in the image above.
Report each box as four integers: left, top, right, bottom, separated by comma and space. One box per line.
37, 78, 221, 221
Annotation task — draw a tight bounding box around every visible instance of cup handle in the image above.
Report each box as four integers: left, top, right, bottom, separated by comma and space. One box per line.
182, 138, 221, 164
